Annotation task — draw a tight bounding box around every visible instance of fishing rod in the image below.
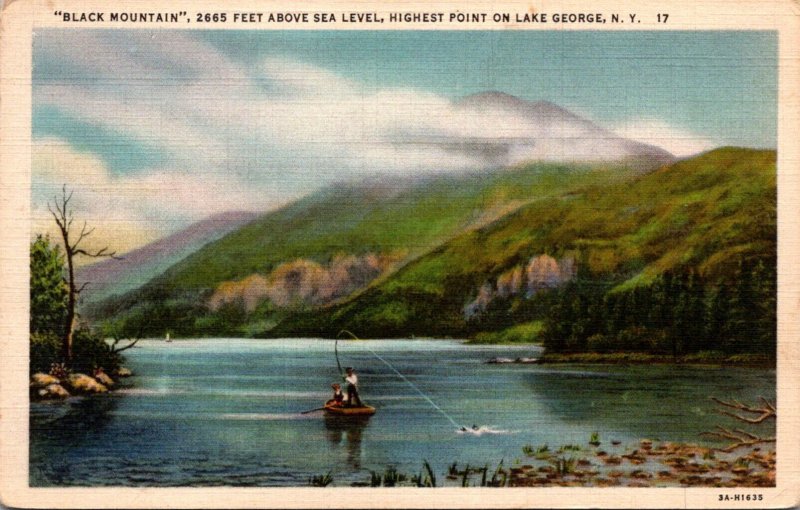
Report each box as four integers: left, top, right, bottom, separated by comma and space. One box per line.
336, 330, 467, 430
335, 330, 350, 376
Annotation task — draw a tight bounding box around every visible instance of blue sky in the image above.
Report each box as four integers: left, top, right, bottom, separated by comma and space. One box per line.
199, 30, 777, 148
31, 29, 777, 252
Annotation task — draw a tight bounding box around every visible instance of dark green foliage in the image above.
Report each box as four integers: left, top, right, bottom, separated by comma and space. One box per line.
30, 235, 68, 337
541, 261, 777, 357
30, 328, 122, 375
30, 331, 61, 374
70, 329, 123, 374
30, 235, 126, 373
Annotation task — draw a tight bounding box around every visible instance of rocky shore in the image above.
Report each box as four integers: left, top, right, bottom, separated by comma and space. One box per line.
335, 438, 775, 488
505, 439, 775, 487
30, 367, 132, 400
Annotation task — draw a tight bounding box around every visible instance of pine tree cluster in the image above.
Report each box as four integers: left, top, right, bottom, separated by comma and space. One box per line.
542, 259, 776, 356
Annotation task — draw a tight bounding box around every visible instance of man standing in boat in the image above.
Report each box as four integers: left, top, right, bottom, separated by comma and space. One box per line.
343, 367, 362, 407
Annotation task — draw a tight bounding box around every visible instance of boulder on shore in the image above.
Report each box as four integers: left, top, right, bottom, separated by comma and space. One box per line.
30, 372, 60, 388
94, 371, 115, 387
38, 383, 70, 399
66, 373, 108, 394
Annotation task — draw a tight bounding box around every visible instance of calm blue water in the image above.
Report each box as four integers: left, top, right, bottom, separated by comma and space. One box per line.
30, 338, 775, 486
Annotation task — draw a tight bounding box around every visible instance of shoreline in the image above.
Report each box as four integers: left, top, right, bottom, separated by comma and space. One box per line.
537, 352, 775, 368
343, 438, 776, 488
119, 337, 774, 369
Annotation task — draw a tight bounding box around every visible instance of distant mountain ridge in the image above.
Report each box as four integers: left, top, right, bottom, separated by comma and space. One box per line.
76, 211, 259, 305
86, 93, 721, 337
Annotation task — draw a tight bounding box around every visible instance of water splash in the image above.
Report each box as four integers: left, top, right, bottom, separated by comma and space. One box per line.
456, 426, 518, 436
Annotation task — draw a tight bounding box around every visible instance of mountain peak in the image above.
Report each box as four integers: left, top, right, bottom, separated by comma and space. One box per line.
456, 91, 568, 114
450, 91, 674, 169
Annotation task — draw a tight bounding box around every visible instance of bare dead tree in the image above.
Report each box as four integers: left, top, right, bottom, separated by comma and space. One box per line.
703, 396, 776, 452
48, 185, 120, 363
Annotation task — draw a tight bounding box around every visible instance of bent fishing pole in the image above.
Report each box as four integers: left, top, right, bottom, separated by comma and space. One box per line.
337, 330, 469, 431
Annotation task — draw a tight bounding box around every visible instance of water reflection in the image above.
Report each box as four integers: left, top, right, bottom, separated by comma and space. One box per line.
323, 415, 370, 469
31, 395, 118, 446
521, 365, 777, 443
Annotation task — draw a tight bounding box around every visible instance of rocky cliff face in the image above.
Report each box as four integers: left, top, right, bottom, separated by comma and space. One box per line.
209, 252, 402, 312
465, 254, 576, 318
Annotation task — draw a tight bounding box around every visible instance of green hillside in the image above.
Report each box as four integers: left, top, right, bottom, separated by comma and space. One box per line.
156, 164, 627, 290
95, 147, 776, 358
90, 161, 628, 330
271, 148, 776, 346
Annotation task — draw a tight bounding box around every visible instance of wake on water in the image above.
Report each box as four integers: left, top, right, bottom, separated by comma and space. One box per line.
219, 413, 317, 421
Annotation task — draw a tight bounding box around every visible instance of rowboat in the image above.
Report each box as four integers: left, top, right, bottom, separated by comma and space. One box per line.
323, 400, 376, 416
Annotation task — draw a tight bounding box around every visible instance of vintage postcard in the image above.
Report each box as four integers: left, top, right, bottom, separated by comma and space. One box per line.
1, 0, 798, 508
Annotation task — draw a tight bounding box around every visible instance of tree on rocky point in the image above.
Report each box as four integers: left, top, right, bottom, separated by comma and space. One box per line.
48, 185, 120, 364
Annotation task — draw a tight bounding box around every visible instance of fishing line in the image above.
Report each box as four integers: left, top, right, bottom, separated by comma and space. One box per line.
364, 345, 463, 429
337, 330, 464, 429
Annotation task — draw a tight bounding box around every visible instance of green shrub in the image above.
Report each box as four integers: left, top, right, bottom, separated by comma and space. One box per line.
30, 331, 61, 374
615, 327, 656, 352
71, 329, 122, 374
470, 321, 545, 344
586, 334, 614, 353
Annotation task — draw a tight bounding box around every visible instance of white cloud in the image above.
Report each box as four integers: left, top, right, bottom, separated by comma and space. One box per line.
32, 138, 284, 258
33, 31, 691, 252
610, 118, 717, 158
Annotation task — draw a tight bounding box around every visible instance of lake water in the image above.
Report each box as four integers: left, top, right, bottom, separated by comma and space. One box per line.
30, 338, 775, 487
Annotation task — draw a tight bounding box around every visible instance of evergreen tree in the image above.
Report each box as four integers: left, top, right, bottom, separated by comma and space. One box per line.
30, 235, 68, 336
728, 260, 757, 352
751, 259, 777, 355
707, 281, 733, 350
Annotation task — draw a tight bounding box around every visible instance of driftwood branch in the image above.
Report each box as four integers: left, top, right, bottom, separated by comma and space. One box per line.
703, 396, 777, 452
702, 426, 775, 453
710, 396, 776, 424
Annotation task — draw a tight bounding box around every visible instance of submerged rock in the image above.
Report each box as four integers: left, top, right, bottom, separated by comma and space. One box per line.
486, 357, 539, 364
115, 367, 133, 377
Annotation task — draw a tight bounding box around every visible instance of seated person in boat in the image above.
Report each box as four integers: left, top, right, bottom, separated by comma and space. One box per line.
330, 383, 345, 407
343, 367, 362, 407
